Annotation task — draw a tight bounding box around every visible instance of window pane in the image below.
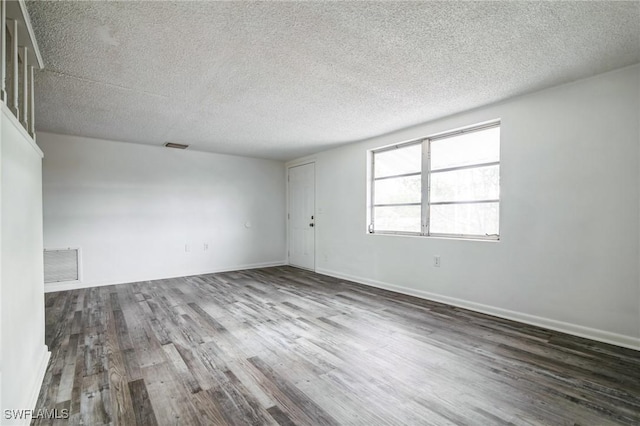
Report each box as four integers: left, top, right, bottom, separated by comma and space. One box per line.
374, 205, 421, 233
430, 165, 499, 203
374, 144, 421, 178
375, 175, 421, 204
431, 126, 499, 170
429, 202, 499, 236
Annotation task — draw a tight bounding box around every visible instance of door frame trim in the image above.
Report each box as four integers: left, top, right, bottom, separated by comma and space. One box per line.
286, 160, 316, 271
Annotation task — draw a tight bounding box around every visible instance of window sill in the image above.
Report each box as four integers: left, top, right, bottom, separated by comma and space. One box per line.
366, 232, 499, 243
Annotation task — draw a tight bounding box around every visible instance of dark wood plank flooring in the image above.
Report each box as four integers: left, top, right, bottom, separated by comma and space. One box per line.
34, 266, 640, 425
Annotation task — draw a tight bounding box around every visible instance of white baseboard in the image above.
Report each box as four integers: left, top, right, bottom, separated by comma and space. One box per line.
44, 260, 287, 293
26, 346, 50, 421
4, 346, 51, 425
316, 267, 640, 352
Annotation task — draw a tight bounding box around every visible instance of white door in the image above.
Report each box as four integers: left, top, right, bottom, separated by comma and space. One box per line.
288, 163, 315, 270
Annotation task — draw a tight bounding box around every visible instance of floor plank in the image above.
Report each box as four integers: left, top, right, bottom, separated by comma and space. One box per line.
33, 266, 640, 425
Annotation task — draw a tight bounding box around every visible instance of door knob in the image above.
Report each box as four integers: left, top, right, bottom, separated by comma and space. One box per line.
309, 223, 314, 227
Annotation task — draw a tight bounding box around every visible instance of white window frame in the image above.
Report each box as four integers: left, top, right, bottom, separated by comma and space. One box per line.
369, 120, 500, 240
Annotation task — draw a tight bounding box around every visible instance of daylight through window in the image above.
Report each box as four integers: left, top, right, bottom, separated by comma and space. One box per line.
370, 121, 500, 239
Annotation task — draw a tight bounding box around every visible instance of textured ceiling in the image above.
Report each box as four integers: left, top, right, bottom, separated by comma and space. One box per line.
27, 1, 640, 160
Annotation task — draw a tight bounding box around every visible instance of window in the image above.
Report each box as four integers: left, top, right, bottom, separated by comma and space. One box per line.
370, 121, 500, 239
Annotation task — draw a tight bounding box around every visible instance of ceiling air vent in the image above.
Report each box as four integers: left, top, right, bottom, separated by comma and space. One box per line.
164, 142, 189, 149
44, 248, 80, 283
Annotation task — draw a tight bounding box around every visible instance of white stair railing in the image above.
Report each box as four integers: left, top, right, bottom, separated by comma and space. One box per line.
1, 0, 43, 139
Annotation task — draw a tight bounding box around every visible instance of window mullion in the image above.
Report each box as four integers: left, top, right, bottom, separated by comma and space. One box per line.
370, 152, 376, 233
431, 161, 500, 174
421, 139, 430, 236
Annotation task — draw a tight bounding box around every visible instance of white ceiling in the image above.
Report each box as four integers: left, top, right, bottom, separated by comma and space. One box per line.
27, 1, 640, 161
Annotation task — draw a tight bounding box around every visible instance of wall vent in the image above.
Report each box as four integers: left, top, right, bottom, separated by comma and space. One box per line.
164, 142, 189, 149
44, 248, 80, 283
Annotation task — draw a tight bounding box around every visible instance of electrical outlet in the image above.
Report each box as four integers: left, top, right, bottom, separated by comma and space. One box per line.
203, 243, 209, 251
434, 255, 441, 267
185, 244, 191, 253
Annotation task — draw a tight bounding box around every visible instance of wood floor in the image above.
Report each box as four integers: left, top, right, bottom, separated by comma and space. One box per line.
34, 266, 640, 425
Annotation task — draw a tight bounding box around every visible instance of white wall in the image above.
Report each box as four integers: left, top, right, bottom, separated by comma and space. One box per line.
1, 105, 50, 424
298, 64, 640, 349
39, 133, 286, 290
